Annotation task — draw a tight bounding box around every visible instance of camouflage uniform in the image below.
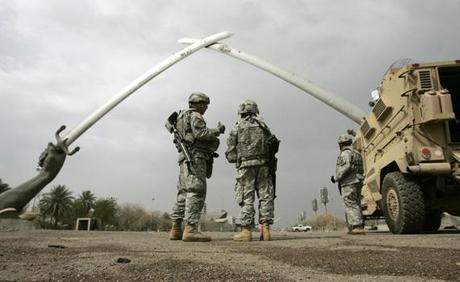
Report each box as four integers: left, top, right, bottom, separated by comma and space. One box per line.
334, 136, 364, 228
225, 101, 276, 227
171, 109, 221, 225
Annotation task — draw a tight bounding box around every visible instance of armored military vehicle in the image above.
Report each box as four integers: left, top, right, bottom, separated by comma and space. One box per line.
355, 60, 460, 234
179, 38, 460, 234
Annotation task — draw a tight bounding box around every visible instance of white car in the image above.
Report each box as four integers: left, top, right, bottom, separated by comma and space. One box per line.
291, 224, 312, 232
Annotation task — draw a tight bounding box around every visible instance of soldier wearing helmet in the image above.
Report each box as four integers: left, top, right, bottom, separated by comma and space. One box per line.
168, 92, 225, 242
331, 131, 364, 234
188, 91, 210, 105
238, 100, 259, 116
226, 100, 279, 241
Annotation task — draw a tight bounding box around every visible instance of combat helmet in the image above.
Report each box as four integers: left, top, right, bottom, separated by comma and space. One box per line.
238, 99, 259, 115
188, 92, 210, 105
337, 134, 353, 145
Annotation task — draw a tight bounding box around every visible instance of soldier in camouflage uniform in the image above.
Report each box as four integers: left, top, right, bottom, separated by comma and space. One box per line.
225, 100, 278, 241
331, 133, 365, 234
169, 92, 225, 242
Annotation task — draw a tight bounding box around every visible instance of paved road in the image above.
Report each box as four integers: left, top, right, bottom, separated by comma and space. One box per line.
1, 229, 459, 281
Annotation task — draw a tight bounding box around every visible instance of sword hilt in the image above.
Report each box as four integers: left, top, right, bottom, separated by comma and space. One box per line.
55, 125, 80, 156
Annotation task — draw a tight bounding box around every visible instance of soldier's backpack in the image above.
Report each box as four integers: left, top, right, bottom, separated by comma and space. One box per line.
236, 118, 269, 160
343, 147, 364, 180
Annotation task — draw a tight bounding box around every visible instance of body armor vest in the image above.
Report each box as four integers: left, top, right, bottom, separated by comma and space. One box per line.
348, 148, 364, 176
176, 109, 219, 154
340, 147, 364, 185
176, 109, 194, 145
236, 117, 269, 161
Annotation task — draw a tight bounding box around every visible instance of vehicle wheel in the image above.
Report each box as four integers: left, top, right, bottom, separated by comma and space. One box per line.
382, 172, 425, 234
424, 208, 441, 232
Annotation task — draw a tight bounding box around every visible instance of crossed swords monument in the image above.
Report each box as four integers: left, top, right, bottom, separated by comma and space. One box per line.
0, 31, 366, 215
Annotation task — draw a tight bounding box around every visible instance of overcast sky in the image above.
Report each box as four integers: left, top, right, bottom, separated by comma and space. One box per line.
1, 0, 460, 227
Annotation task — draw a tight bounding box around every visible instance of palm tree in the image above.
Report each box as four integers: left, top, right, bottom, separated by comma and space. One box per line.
93, 197, 118, 229
78, 190, 96, 216
0, 179, 11, 194
39, 185, 74, 229
71, 190, 96, 222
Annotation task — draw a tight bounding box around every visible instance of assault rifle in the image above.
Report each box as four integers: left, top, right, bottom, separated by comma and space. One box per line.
165, 111, 193, 167
266, 134, 280, 198
253, 118, 280, 198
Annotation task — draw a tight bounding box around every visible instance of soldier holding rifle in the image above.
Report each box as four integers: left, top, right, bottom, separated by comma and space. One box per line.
331, 132, 365, 234
225, 100, 279, 241
166, 92, 225, 242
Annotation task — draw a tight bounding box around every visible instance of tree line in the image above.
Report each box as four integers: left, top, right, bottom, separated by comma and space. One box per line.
36, 184, 172, 231
1, 180, 237, 232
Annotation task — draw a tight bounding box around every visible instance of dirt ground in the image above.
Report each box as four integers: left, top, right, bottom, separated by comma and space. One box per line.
1, 228, 459, 282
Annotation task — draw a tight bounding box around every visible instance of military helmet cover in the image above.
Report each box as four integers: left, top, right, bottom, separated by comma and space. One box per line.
188, 92, 210, 104
238, 99, 259, 115
338, 134, 353, 144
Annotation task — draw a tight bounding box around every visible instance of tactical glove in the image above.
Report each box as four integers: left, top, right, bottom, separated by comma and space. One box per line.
217, 122, 226, 134
330, 176, 336, 184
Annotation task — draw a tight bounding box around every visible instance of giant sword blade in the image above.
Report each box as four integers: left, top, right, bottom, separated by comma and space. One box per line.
0, 32, 235, 213
178, 38, 366, 124
56, 31, 233, 155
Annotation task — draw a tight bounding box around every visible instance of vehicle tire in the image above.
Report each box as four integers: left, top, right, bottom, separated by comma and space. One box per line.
423, 208, 441, 233
382, 172, 425, 234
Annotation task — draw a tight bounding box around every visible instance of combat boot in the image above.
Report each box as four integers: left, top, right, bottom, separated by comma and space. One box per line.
233, 226, 252, 241
262, 223, 271, 241
182, 224, 211, 242
349, 225, 365, 235
169, 220, 183, 240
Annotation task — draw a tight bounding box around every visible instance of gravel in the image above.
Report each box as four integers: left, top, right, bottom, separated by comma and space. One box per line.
0, 229, 459, 281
